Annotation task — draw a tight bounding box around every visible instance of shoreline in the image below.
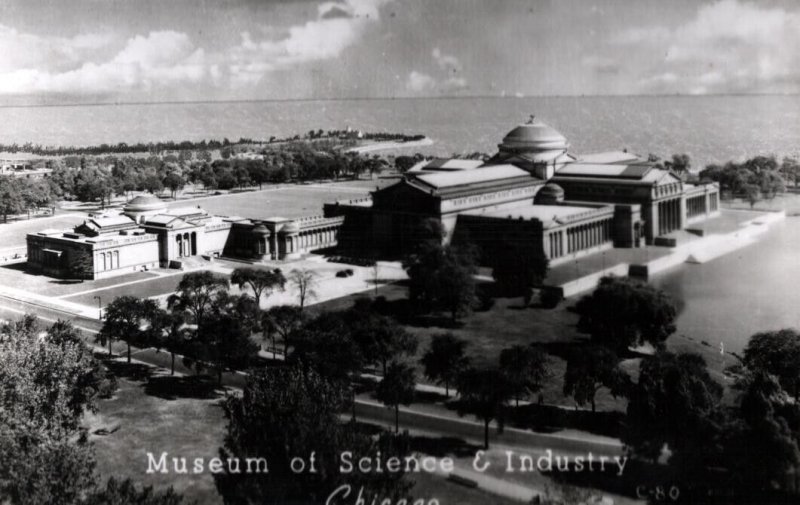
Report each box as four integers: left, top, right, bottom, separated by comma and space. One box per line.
346, 137, 434, 154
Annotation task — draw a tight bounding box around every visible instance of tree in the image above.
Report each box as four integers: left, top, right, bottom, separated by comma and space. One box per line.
492, 242, 549, 305
742, 183, 761, 208
188, 294, 259, 383
167, 271, 229, 336
141, 173, 164, 194
350, 308, 417, 375
262, 305, 303, 355
742, 329, 800, 400
0, 177, 26, 223
231, 267, 286, 308
149, 308, 188, 375
404, 239, 478, 322
420, 333, 470, 397
563, 346, 629, 412
88, 478, 186, 505
456, 367, 513, 449
394, 155, 417, 173
97, 296, 159, 362
215, 365, 412, 504
722, 371, 800, 498
667, 153, 691, 174
289, 268, 317, 310
575, 276, 676, 353
289, 312, 364, 383
375, 362, 416, 433
499, 345, 551, 407
624, 352, 723, 465
163, 172, 185, 199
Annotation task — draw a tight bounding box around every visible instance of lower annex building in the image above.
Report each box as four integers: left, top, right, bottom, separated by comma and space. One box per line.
27, 118, 721, 279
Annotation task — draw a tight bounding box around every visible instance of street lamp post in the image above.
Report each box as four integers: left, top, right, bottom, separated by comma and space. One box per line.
94, 295, 102, 320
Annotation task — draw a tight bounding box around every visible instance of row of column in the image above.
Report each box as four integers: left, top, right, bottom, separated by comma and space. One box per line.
658, 198, 682, 235
565, 218, 612, 255
686, 195, 707, 219
290, 227, 339, 253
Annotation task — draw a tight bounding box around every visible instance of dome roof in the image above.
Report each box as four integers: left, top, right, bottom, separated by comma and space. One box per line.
252, 223, 271, 236
539, 183, 564, 196
123, 195, 167, 213
534, 183, 565, 204
500, 119, 568, 152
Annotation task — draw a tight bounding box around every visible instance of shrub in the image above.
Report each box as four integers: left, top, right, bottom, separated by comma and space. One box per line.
539, 288, 562, 309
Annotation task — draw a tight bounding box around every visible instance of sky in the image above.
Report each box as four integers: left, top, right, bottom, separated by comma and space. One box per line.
0, 0, 798, 104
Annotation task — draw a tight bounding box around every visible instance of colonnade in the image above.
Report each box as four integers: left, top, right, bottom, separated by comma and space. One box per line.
686, 195, 707, 219
657, 198, 682, 235
564, 218, 613, 255
284, 226, 339, 256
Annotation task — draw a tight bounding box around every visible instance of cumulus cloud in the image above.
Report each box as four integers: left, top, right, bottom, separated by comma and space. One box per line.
0, 0, 392, 96
618, 0, 800, 94
228, 0, 390, 87
432, 47, 462, 73
405, 46, 468, 95
0, 30, 208, 95
405, 71, 436, 92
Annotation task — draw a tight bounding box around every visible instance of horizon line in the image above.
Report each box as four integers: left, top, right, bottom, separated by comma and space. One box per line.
0, 92, 798, 109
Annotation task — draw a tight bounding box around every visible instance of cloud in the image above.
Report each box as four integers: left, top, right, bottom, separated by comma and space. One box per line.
432, 47, 462, 73
405, 71, 436, 92
0, 0, 392, 96
620, 0, 800, 94
0, 30, 208, 95
0, 24, 114, 74
581, 55, 620, 75
228, 0, 391, 87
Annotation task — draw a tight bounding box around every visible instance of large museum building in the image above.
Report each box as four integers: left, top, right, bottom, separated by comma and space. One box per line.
327, 119, 721, 265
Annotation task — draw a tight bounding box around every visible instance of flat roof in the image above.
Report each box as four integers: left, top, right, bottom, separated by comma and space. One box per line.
556, 163, 652, 179
412, 165, 531, 189
576, 151, 643, 164
463, 203, 606, 226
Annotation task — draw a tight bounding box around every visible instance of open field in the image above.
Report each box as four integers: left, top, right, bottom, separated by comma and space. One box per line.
166, 179, 392, 220
0, 213, 85, 250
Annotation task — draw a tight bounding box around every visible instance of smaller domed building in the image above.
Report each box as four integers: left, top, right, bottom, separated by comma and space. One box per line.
27, 197, 345, 280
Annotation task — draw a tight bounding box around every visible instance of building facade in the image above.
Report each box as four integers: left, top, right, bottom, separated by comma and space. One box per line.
27, 195, 344, 280
328, 119, 721, 266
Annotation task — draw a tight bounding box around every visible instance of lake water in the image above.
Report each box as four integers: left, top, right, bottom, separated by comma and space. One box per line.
1, 95, 799, 169
652, 218, 800, 353
2, 95, 800, 350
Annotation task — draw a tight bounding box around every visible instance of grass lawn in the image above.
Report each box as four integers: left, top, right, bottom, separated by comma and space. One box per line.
87, 358, 516, 505
314, 283, 634, 414
0, 262, 159, 298
63, 272, 185, 307
723, 192, 800, 215
87, 364, 228, 504
166, 182, 381, 220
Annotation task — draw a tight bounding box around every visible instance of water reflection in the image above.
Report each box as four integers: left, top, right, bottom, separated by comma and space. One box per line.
651, 218, 800, 352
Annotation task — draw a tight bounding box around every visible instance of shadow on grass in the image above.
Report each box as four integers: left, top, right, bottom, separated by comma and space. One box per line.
0, 262, 29, 273
104, 360, 153, 383
144, 375, 226, 401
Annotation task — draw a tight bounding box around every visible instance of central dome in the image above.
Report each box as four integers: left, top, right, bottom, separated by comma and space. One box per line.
500, 119, 568, 152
